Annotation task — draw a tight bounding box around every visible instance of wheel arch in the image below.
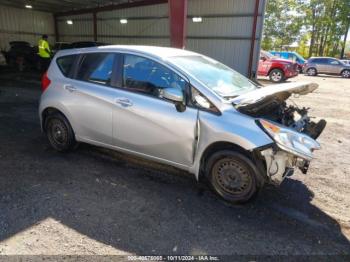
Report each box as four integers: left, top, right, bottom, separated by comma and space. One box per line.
198, 142, 252, 180
197, 141, 268, 187
41, 107, 70, 133
341, 68, 350, 76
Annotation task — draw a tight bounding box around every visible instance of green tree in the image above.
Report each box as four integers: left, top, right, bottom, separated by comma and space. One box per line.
262, 0, 350, 58
262, 0, 304, 50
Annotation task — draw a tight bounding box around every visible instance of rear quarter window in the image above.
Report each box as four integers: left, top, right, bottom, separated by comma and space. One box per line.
76, 53, 115, 85
56, 55, 77, 77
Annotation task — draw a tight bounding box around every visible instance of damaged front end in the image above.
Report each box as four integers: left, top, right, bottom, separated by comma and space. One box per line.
257, 119, 321, 184
257, 119, 321, 183
232, 82, 326, 184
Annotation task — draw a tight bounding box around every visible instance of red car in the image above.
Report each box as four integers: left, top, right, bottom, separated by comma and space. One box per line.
258, 50, 299, 83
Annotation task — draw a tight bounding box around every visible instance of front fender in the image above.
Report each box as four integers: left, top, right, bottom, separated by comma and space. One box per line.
190, 109, 273, 178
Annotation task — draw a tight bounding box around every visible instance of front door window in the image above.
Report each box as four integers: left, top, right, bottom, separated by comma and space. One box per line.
122, 54, 186, 101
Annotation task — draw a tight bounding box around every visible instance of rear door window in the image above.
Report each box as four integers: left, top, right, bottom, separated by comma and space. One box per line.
56, 55, 78, 77
76, 53, 115, 85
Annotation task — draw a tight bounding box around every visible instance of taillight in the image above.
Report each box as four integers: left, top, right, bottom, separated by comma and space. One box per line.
41, 71, 51, 92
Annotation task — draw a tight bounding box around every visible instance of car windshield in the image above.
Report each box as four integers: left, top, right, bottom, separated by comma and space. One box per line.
339, 60, 347, 65
261, 50, 274, 59
294, 53, 305, 63
169, 55, 257, 98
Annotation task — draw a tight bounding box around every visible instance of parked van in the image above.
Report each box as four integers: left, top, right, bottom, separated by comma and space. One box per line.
269, 51, 306, 72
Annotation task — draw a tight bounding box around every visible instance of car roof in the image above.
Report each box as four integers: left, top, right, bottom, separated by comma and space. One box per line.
56, 45, 200, 60
271, 51, 295, 54
10, 41, 30, 46
309, 57, 337, 59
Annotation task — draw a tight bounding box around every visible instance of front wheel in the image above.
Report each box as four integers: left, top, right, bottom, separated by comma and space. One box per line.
269, 69, 285, 83
307, 68, 317, 76
206, 151, 260, 204
45, 113, 76, 152
341, 70, 350, 78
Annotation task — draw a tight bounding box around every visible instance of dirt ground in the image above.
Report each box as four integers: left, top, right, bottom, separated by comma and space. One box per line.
260, 74, 350, 231
0, 70, 349, 257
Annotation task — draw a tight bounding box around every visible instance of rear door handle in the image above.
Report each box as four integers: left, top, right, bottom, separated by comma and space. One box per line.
115, 97, 133, 107
64, 84, 77, 92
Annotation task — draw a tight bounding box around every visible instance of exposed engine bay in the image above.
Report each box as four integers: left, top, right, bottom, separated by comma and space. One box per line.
231, 82, 327, 183
236, 94, 327, 139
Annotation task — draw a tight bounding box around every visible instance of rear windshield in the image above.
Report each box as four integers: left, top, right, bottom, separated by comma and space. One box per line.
56, 55, 77, 77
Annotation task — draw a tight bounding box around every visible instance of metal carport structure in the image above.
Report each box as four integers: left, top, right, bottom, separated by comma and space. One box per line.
0, 0, 266, 77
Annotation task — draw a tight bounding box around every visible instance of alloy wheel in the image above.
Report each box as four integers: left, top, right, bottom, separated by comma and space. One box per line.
342, 70, 350, 78
307, 68, 316, 76
271, 71, 283, 82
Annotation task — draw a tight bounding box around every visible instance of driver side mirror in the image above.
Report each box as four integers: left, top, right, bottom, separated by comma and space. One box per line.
162, 87, 184, 103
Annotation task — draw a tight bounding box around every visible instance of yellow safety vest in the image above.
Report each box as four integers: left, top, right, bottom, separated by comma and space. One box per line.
38, 39, 51, 58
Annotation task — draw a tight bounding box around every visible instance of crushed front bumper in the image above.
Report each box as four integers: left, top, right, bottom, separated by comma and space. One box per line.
260, 148, 310, 184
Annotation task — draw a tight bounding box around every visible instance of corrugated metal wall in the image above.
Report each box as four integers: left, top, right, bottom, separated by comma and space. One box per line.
0, 5, 54, 50
57, 14, 94, 43
57, 3, 170, 46
0, 0, 265, 76
187, 0, 265, 75
98, 3, 169, 46
56, 0, 265, 76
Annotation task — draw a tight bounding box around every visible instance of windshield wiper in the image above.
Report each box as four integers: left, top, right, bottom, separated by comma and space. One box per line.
223, 95, 239, 100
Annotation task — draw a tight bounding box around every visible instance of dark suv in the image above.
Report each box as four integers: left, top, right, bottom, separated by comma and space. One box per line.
69, 41, 108, 49
304, 57, 350, 78
3, 41, 39, 71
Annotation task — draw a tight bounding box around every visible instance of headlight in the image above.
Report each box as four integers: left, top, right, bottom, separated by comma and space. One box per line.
259, 119, 320, 160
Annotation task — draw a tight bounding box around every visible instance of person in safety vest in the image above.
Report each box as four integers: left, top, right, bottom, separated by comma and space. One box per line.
38, 34, 51, 73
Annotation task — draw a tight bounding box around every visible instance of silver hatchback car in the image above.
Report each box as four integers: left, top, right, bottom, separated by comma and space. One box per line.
39, 46, 326, 203
304, 57, 350, 78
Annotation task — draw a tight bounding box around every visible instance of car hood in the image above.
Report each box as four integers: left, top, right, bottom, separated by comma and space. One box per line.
270, 58, 294, 64
231, 82, 318, 107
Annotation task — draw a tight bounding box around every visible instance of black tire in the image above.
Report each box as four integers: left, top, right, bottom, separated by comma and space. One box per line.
341, 69, 350, 78
206, 151, 260, 204
45, 113, 76, 152
298, 66, 303, 73
269, 69, 285, 83
306, 67, 317, 76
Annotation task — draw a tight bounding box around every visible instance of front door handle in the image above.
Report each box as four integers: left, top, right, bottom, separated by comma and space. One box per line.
115, 97, 133, 107
64, 84, 77, 92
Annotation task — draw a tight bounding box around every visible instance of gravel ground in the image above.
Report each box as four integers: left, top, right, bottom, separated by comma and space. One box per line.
0, 71, 349, 256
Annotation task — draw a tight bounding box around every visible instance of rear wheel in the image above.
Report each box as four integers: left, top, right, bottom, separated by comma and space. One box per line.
206, 151, 259, 204
45, 113, 76, 152
307, 67, 317, 76
341, 69, 350, 78
269, 69, 285, 83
